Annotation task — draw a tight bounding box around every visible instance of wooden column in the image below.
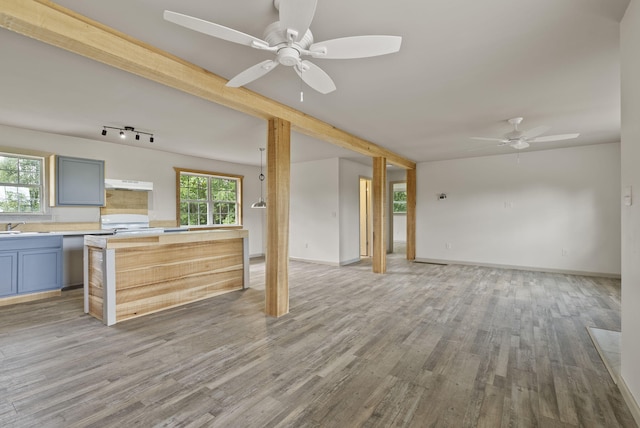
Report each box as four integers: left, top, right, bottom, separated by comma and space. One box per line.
372, 157, 387, 273
265, 118, 291, 317
406, 168, 416, 260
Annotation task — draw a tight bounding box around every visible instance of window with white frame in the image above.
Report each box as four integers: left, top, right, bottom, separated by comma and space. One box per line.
392, 189, 407, 214
177, 169, 242, 227
0, 153, 45, 214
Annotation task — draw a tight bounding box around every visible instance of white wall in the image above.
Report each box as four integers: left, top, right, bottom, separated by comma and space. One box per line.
393, 215, 407, 242
621, 0, 640, 410
0, 124, 265, 256
416, 143, 621, 275
290, 158, 340, 264
339, 159, 372, 264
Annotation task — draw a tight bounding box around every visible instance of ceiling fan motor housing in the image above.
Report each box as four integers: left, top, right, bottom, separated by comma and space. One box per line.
264, 22, 314, 67
505, 130, 523, 140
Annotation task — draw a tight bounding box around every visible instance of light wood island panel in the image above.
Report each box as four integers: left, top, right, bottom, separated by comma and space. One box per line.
84, 230, 249, 325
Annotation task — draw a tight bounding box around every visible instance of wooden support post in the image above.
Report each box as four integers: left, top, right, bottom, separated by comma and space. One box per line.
373, 157, 387, 273
265, 118, 291, 317
406, 168, 416, 260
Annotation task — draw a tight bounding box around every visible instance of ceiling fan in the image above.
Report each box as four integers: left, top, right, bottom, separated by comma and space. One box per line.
163, 0, 402, 94
471, 117, 580, 150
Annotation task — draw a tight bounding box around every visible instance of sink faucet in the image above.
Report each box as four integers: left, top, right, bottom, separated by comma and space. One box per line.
6, 222, 25, 231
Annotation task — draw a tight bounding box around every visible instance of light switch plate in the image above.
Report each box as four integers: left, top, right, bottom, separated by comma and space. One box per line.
623, 185, 632, 207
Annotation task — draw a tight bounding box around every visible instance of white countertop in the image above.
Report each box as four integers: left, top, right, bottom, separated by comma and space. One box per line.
0, 230, 113, 238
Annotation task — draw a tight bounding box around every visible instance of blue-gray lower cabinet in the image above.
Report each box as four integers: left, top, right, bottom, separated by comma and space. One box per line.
0, 235, 62, 297
19, 248, 62, 293
0, 252, 18, 297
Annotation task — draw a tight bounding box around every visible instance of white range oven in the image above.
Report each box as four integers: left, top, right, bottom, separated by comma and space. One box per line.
100, 214, 187, 235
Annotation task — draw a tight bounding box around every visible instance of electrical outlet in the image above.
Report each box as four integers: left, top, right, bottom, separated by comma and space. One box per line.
445, 243, 452, 250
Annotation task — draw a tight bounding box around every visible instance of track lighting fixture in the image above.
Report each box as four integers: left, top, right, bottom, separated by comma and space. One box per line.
101, 126, 155, 143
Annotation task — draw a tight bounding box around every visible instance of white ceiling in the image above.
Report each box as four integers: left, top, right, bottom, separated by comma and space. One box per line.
0, 0, 630, 166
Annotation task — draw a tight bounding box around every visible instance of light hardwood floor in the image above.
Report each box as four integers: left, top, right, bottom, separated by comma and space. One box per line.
0, 253, 636, 427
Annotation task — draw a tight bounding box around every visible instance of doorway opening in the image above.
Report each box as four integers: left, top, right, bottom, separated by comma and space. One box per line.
390, 181, 407, 255
359, 177, 372, 258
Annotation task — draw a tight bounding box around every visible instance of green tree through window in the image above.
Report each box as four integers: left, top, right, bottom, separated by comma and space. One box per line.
0, 153, 44, 214
393, 190, 407, 214
178, 170, 242, 227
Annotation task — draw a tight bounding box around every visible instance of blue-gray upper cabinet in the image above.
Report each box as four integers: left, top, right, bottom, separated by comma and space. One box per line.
52, 155, 105, 206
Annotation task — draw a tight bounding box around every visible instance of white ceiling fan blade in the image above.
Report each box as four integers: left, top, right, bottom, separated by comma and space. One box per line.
226, 60, 279, 88
310, 36, 402, 59
278, 0, 317, 42
529, 133, 580, 143
466, 145, 496, 152
470, 137, 508, 142
164, 11, 268, 48
295, 61, 336, 94
522, 125, 551, 139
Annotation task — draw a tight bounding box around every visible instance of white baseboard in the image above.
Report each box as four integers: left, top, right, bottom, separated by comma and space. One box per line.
619, 376, 640, 426
414, 258, 621, 279
289, 257, 341, 266
288, 256, 364, 266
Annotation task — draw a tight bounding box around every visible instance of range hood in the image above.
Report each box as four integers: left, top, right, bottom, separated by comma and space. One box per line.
105, 178, 153, 191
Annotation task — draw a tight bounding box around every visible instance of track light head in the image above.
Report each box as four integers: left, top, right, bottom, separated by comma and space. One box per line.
135, 133, 140, 141
101, 128, 107, 136
150, 136, 154, 143
119, 130, 125, 139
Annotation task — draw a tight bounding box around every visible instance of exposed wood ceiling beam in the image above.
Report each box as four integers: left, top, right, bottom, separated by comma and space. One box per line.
0, 0, 416, 169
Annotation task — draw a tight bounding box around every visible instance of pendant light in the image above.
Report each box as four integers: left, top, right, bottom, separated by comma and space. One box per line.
251, 148, 267, 209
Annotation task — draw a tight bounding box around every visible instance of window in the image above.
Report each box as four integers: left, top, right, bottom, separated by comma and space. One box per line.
0, 153, 44, 214
177, 168, 242, 227
392, 189, 407, 214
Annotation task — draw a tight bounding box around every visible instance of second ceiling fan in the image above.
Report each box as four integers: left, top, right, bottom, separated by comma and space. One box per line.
471, 117, 580, 150
164, 0, 402, 94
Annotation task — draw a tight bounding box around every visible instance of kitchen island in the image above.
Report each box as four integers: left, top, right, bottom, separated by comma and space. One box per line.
84, 229, 249, 326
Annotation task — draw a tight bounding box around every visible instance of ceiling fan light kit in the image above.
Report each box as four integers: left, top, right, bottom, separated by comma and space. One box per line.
163, 0, 402, 94
471, 117, 579, 150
